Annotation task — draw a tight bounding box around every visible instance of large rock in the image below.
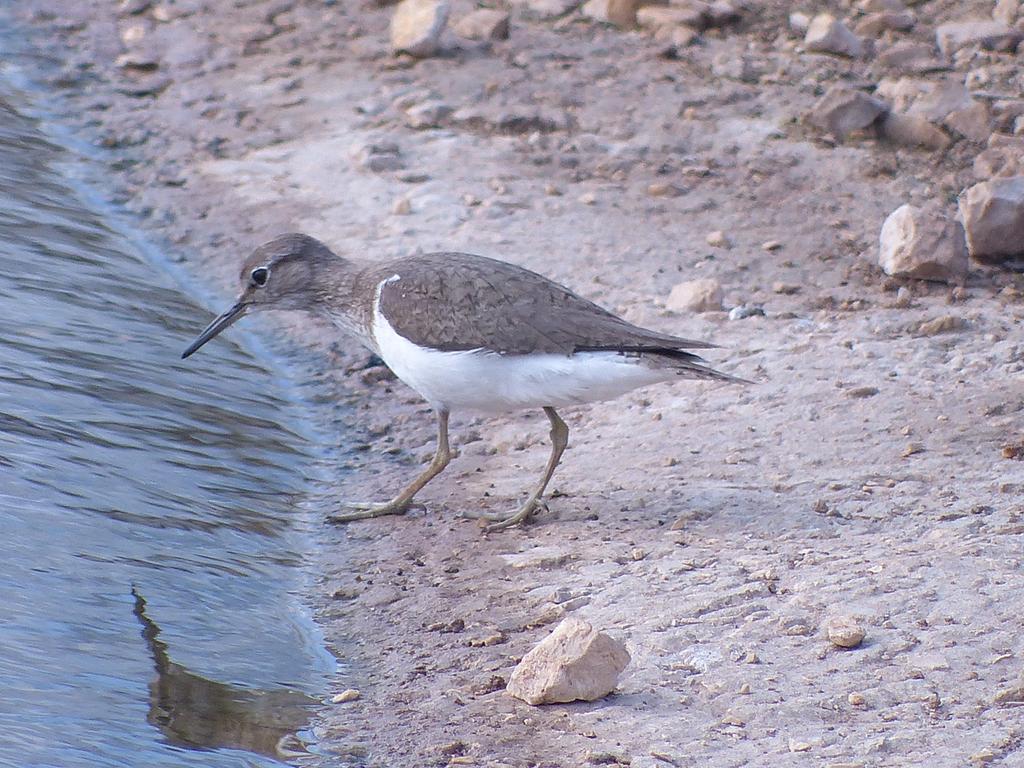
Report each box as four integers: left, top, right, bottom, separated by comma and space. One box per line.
804, 14, 863, 57
878, 204, 968, 282
958, 177, 1024, 260
453, 8, 509, 40
581, 0, 640, 27
390, 0, 449, 57
506, 617, 630, 705
666, 278, 724, 312
935, 19, 1019, 57
809, 86, 887, 141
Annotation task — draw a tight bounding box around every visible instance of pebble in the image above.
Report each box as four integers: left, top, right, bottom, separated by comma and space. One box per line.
453, 8, 510, 40
958, 176, 1024, 261
934, 19, 1019, 57
916, 316, 962, 336
581, 0, 640, 28
506, 616, 631, 705
878, 112, 951, 151
666, 278, 724, 312
826, 616, 866, 648
854, 10, 914, 36
705, 230, 730, 247
405, 100, 453, 129
761, 240, 782, 251
848, 692, 867, 706
728, 304, 765, 320
804, 14, 863, 58
878, 203, 968, 283
391, 197, 412, 215
390, 0, 450, 57
772, 282, 800, 294
789, 11, 810, 33
332, 688, 361, 703
874, 41, 944, 73
510, 0, 581, 20
808, 86, 887, 142
647, 182, 684, 197
636, 5, 704, 31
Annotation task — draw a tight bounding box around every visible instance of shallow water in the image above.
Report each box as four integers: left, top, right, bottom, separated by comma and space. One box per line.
0, 68, 335, 768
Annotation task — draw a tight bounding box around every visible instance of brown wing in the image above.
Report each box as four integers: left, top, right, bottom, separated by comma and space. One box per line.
374, 252, 716, 355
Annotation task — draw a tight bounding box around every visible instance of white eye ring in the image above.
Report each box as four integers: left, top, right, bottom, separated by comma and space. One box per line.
251, 266, 270, 287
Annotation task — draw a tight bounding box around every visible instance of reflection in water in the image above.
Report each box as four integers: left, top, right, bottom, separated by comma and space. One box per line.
132, 589, 317, 760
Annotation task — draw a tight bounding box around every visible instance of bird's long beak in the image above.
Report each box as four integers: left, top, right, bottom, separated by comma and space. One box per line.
181, 301, 248, 359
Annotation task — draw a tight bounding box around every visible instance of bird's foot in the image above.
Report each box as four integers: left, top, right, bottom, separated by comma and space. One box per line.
327, 499, 424, 524
463, 497, 549, 531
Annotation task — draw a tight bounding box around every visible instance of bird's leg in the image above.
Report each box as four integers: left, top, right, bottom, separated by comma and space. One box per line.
476, 407, 569, 531
329, 408, 451, 523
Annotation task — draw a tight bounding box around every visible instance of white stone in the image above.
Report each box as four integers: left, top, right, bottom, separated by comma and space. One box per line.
878, 204, 968, 282
666, 278, 724, 312
958, 177, 1024, 260
804, 14, 863, 57
390, 0, 449, 57
826, 616, 866, 649
506, 616, 630, 705
453, 8, 509, 40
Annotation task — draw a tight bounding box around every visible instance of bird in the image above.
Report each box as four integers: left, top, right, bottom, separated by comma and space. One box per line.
182, 233, 744, 530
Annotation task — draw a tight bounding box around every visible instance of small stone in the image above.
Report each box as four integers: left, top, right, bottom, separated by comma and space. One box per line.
944, 101, 990, 142
405, 100, 453, 129
878, 204, 968, 283
789, 739, 813, 753
706, 230, 730, 248
390, 0, 450, 57
509, 0, 580, 20
711, 51, 759, 83
636, 5, 705, 31
728, 305, 765, 320
993, 0, 1020, 25
762, 240, 782, 251
916, 316, 961, 336
392, 197, 412, 215
789, 11, 811, 33
958, 177, 1024, 261
579, 192, 597, 205
935, 19, 1019, 57
580, 0, 640, 28
706, 0, 740, 27
453, 8, 510, 40
854, 10, 914, 35
846, 386, 879, 398
894, 286, 912, 307
973, 146, 1024, 179
772, 282, 800, 294
808, 86, 887, 141
874, 41, 944, 73
332, 688, 361, 703
878, 112, 951, 150
506, 616, 630, 705
666, 278, 724, 312
848, 692, 867, 706
805, 14, 863, 58
826, 616, 866, 648
993, 678, 1024, 704
647, 182, 684, 197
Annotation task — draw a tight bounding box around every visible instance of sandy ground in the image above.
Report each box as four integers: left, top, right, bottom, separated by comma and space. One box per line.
18, 0, 1024, 765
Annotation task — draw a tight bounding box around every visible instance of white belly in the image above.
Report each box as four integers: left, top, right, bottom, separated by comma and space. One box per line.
371, 293, 672, 413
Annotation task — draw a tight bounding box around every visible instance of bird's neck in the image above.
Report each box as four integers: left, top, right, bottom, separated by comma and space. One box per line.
310, 257, 380, 350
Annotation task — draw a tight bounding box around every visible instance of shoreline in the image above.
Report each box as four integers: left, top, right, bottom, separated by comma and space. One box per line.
20, 0, 1024, 765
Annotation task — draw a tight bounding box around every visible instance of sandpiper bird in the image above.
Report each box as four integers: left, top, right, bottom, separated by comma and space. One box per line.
183, 233, 743, 530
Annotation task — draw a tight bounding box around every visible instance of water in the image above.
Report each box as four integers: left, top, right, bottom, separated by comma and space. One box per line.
0, 69, 335, 768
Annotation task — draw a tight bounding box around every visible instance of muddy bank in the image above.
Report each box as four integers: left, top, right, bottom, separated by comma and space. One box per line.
20, 0, 1024, 765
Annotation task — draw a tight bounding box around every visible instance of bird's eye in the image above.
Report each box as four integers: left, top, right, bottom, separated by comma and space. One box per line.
251, 267, 270, 287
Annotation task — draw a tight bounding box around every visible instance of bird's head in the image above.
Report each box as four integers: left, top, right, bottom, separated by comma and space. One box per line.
182, 233, 338, 359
